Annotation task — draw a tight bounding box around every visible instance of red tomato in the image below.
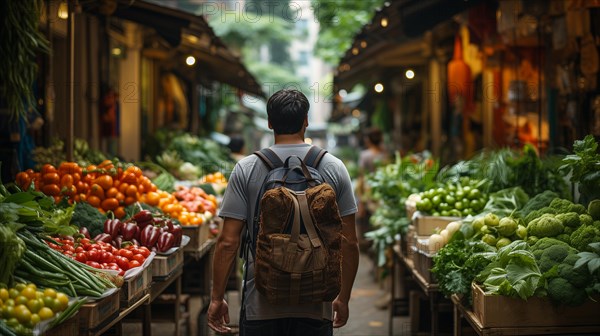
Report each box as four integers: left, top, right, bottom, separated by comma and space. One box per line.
87, 250, 99, 262
86, 261, 101, 268
101, 252, 114, 264
115, 256, 130, 270
48, 243, 59, 249
132, 254, 145, 263
61, 244, 74, 252
79, 238, 90, 245
75, 246, 84, 253
119, 249, 134, 259
63, 250, 74, 256
128, 260, 141, 269
137, 246, 151, 258
75, 252, 87, 263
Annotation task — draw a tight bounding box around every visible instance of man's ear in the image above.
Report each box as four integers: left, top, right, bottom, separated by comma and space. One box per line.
304, 117, 308, 128
268, 121, 273, 130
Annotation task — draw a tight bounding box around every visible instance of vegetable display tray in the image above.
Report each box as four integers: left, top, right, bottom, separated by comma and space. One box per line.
79, 289, 120, 332
120, 264, 152, 308
152, 248, 184, 279
182, 224, 210, 251
472, 283, 600, 328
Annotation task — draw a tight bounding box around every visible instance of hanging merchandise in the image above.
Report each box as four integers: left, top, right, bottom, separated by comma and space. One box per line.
448, 34, 475, 157
580, 34, 599, 91
593, 96, 600, 136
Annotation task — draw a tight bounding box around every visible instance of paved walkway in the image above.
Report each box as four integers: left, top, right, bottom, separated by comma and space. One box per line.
122, 252, 411, 335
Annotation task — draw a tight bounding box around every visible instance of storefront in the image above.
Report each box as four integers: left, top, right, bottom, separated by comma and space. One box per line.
334, 0, 600, 162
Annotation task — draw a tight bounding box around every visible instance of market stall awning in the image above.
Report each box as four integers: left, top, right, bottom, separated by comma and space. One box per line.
108, 0, 265, 98
334, 0, 491, 92
398, 0, 488, 37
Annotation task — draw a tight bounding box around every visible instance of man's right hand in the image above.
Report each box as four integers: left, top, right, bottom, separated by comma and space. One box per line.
207, 298, 231, 333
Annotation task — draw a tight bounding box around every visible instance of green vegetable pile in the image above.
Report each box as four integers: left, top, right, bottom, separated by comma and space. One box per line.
365, 152, 439, 266
416, 177, 488, 217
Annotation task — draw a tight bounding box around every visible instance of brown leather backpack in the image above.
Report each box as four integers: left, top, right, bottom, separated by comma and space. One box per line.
247, 146, 343, 305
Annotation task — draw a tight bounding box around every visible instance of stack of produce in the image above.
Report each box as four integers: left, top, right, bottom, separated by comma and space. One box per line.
86, 209, 183, 253
432, 194, 600, 306
416, 177, 488, 218
365, 152, 439, 266
0, 283, 85, 336
14, 161, 158, 218
141, 190, 214, 227
45, 236, 151, 276
197, 172, 228, 195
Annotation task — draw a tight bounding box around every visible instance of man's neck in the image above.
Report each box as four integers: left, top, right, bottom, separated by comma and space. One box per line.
274, 133, 305, 145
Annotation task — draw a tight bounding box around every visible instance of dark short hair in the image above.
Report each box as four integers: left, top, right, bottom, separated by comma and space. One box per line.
266, 89, 309, 134
365, 127, 383, 146
228, 136, 244, 153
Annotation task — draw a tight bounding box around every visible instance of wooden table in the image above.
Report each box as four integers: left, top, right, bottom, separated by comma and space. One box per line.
452, 295, 600, 336
142, 267, 184, 336
391, 244, 445, 336
88, 293, 150, 336
184, 239, 216, 335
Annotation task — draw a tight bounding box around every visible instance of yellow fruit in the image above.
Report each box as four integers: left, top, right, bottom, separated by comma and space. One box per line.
43, 288, 57, 298
38, 307, 53, 320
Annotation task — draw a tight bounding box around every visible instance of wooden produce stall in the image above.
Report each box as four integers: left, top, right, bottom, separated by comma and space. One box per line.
390, 210, 460, 336
452, 286, 600, 336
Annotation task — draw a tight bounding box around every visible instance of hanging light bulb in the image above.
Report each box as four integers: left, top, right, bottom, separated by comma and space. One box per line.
374, 83, 384, 93
186, 56, 196, 66
405, 69, 415, 79
380, 17, 388, 28
58, 1, 69, 20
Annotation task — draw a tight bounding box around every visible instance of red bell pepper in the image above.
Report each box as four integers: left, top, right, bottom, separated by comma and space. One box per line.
121, 222, 139, 241
171, 224, 183, 246
93, 233, 112, 243
104, 219, 123, 239
157, 232, 175, 252
79, 227, 91, 239
140, 225, 160, 247
132, 210, 153, 228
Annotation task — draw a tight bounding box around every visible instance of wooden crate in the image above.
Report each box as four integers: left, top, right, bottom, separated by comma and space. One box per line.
120, 265, 152, 306
152, 248, 184, 278
79, 289, 120, 331
45, 311, 80, 336
472, 283, 600, 328
413, 214, 460, 236
405, 194, 420, 221
182, 224, 210, 251
414, 249, 436, 284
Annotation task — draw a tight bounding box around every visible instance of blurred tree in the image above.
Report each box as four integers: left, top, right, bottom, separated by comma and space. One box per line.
311, 0, 384, 64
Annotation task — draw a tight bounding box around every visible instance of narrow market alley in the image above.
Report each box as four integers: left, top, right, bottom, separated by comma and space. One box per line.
120, 252, 409, 336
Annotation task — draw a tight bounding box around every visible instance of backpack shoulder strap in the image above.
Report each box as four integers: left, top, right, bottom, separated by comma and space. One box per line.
254, 148, 284, 170
304, 145, 328, 168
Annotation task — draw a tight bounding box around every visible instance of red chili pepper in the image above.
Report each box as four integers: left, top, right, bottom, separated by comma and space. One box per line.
140, 225, 160, 247
121, 222, 139, 241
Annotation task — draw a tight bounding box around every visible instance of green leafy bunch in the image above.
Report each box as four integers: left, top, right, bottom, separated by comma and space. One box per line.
560, 135, 600, 204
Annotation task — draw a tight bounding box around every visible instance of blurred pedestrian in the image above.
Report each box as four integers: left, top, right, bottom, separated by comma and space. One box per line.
227, 135, 246, 162
356, 127, 388, 249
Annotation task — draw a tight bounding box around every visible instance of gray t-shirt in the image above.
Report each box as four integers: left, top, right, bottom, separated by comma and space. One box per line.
218, 143, 357, 321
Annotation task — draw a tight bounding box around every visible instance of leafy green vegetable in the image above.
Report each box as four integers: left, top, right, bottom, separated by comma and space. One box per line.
519, 190, 559, 217
482, 187, 529, 218
560, 135, 600, 204
477, 241, 544, 300
0, 204, 26, 285
366, 152, 439, 266
70, 202, 107, 237
575, 242, 600, 276
431, 239, 494, 304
